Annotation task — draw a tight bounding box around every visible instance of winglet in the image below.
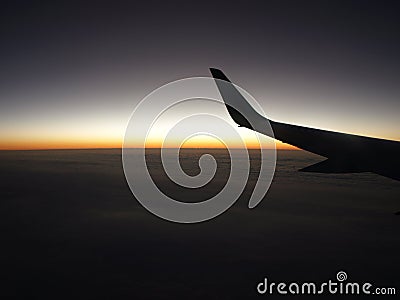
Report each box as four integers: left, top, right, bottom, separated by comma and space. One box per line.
209, 68, 231, 82
210, 68, 253, 129
209, 68, 272, 136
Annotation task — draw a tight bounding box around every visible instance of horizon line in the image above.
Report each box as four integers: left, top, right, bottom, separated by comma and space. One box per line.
0, 146, 300, 151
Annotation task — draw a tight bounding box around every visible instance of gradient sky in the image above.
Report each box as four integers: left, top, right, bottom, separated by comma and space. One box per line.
1, 0, 399, 149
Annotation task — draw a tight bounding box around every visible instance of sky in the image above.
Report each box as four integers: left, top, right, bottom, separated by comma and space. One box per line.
1, 0, 399, 149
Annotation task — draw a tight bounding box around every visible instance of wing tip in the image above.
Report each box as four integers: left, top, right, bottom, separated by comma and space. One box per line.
209, 68, 231, 82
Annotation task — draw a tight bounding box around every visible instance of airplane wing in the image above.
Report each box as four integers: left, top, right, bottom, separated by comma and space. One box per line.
210, 68, 400, 181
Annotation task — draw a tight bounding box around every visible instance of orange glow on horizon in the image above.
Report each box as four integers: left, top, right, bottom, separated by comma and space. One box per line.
1, 137, 298, 150
0, 141, 122, 150
144, 136, 298, 150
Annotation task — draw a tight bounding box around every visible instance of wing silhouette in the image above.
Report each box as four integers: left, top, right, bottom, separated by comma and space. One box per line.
210, 68, 400, 181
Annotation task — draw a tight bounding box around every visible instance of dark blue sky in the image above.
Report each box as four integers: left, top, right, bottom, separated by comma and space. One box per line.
1, 0, 399, 148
